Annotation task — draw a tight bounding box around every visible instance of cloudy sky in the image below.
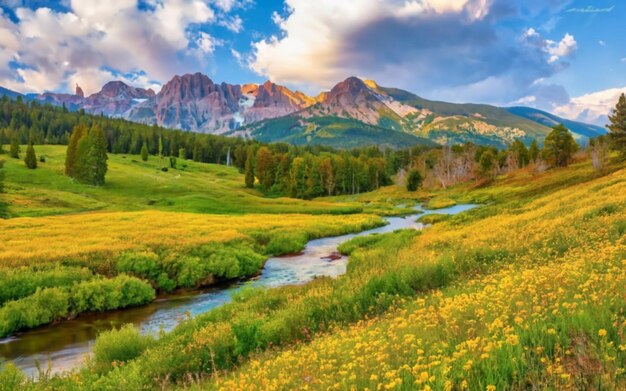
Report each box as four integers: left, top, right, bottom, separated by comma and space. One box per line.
0, 0, 624, 125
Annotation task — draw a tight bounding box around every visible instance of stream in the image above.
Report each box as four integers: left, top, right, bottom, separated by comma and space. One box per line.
0, 204, 476, 376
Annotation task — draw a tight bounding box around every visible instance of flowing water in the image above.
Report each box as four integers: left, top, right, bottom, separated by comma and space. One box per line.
0, 204, 476, 376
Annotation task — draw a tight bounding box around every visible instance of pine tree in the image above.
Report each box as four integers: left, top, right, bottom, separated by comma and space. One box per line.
65, 124, 88, 176
542, 124, 579, 167
528, 139, 540, 163
607, 93, 626, 158
24, 143, 37, 169
73, 126, 108, 185
88, 126, 109, 186
244, 146, 255, 188
406, 169, 422, 191
9, 136, 19, 159
141, 142, 149, 162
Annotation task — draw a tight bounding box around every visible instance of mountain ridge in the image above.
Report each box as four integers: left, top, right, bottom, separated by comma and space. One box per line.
1, 74, 606, 148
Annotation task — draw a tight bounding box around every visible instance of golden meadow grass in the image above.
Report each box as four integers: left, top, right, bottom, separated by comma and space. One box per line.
0, 211, 382, 267
208, 165, 626, 390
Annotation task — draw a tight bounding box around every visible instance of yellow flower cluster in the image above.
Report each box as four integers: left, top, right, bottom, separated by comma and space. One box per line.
0, 211, 381, 267
211, 165, 626, 390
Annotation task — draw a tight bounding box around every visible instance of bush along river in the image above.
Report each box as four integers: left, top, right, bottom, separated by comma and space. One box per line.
0, 204, 477, 376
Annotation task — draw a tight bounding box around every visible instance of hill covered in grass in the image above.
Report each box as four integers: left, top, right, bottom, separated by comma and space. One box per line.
8, 153, 624, 389
0, 145, 362, 217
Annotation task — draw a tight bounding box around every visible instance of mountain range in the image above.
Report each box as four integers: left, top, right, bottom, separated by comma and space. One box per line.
1, 74, 606, 148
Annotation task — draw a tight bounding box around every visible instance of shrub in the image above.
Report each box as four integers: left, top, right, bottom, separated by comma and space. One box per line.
0, 363, 26, 390
116, 251, 161, 281
93, 324, 154, 372
417, 214, 449, 225
70, 275, 155, 313
0, 287, 70, 338
265, 232, 308, 255
0, 266, 93, 306
406, 169, 423, 191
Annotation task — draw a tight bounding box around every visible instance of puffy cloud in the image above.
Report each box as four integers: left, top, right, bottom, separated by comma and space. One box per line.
554, 87, 626, 126
522, 28, 577, 63
249, 0, 576, 107
0, 0, 231, 94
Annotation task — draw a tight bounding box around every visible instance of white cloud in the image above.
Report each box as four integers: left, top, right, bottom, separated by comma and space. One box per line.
195, 31, 222, 54
250, 0, 493, 91
218, 15, 243, 33
554, 87, 626, 125
621, 58, 626, 63
522, 28, 577, 64
598, 40, 606, 46
0, 0, 236, 94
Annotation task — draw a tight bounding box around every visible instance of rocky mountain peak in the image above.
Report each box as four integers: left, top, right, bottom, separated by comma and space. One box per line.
75, 84, 84, 98
324, 76, 375, 107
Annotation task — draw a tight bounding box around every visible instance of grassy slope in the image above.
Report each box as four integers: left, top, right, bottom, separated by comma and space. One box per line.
0, 145, 361, 217
0, 146, 384, 338
18, 158, 621, 389
210, 160, 626, 390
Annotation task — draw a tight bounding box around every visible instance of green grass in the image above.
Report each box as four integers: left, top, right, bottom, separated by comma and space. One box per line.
0, 146, 362, 217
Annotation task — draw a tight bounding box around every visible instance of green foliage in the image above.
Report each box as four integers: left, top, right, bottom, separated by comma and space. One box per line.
0, 287, 70, 338
607, 93, 626, 157
169, 155, 177, 169
508, 139, 529, 167
478, 149, 498, 178
70, 275, 155, 313
417, 213, 449, 225
0, 275, 154, 338
406, 169, 423, 191
24, 143, 37, 169
65, 124, 88, 176
0, 266, 93, 306
9, 136, 19, 159
542, 124, 579, 167
265, 231, 308, 255
140, 142, 149, 162
0, 363, 26, 391
116, 251, 161, 281
93, 324, 154, 371
244, 146, 255, 188
528, 139, 540, 162
0, 159, 4, 193
255, 146, 274, 191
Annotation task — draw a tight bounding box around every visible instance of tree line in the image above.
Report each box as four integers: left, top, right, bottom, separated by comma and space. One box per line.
0, 93, 625, 195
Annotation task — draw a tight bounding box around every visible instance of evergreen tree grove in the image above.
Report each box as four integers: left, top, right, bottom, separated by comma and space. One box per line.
65, 125, 108, 185
607, 93, 626, 158
65, 124, 88, 176
24, 143, 37, 169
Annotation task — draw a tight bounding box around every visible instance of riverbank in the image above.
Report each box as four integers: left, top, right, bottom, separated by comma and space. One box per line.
1, 204, 475, 377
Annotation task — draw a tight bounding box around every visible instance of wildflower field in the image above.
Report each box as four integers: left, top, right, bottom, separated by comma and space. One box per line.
0, 146, 382, 338
1, 156, 619, 389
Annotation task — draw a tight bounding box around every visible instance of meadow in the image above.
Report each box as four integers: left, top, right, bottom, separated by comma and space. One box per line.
0, 155, 619, 389
0, 146, 383, 337
0, 145, 362, 217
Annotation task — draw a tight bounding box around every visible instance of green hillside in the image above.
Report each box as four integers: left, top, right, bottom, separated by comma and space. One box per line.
242, 115, 436, 149
0, 145, 362, 217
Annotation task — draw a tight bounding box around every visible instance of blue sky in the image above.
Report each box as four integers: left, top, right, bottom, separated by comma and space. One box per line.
0, 0, 624, 124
